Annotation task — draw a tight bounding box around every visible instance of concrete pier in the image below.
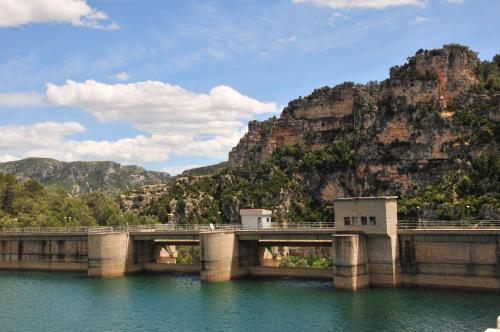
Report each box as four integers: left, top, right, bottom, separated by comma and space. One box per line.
88, 232, 129, 277
199, 231, 245, 281
332, 234, 370, 290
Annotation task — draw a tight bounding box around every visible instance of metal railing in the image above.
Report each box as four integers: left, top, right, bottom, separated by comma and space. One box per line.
267, 222, 336, 229
0, 226, 114, 234
0, 222, 336, 234
2, 220, 499, 234
115, 223, 243, 232
397, 220, 500, 229
0, 224, 243, 234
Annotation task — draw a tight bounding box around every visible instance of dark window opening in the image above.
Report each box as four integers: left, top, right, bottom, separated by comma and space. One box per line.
361, 216, 368, 226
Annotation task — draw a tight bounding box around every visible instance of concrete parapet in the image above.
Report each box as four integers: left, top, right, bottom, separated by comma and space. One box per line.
88, 233, 129, 277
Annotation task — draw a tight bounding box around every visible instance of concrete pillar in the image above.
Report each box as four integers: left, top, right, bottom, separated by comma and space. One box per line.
258, 247, 281, 267
124, 239, 154, 274
366, 235, 400, 287
88, 232, 129, 277
200, 231, 248, 282
154, 245, 177, 264
332, 234, 370, 290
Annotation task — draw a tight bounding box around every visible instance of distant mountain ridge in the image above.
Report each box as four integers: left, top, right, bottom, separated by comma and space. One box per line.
180, 162, 228, 177
0, 158, 171, 195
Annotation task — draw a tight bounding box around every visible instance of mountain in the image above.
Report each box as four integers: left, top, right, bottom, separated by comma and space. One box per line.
132, 44, 498, 224
224, 44, 498, 220
180, 162, 228, 177
0, 158, 171, 195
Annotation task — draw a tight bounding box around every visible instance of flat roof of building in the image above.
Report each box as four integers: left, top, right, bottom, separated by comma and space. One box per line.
240, 209, 272, 215
333, 196, 398, 202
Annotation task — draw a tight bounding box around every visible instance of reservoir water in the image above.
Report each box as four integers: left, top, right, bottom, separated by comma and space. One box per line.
0, 271, 498, 332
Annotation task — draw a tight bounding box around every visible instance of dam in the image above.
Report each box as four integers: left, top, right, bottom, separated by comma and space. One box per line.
0, 197, 499, 291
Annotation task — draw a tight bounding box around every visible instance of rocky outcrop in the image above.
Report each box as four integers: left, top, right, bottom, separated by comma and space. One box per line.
228, 45, 491, 199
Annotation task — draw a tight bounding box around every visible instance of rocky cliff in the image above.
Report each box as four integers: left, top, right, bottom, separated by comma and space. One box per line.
228, 45, 496, 201
0, 158, 171, 195
124, 44, 499, 223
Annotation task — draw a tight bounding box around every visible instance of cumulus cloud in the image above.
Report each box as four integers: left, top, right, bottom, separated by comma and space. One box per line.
114, 72, 131, 81
0, 0, 118, 29
0, 92, 45, 107
0, 122, 170, 163
46, 80, 279, 148
0, 80, 281, 163
291, 0, 425, 9
0, 78, 279, 164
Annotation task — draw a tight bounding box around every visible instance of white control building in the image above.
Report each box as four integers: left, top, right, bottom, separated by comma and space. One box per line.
240, 209, 273, 229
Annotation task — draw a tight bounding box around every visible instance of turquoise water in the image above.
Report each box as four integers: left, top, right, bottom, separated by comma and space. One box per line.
0, 271, 499, 332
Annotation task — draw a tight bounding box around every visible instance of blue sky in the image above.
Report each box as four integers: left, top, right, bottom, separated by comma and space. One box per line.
0, 0, 498, 174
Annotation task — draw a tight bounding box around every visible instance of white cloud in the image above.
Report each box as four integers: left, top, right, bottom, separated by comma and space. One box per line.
276, 36, 297, 44
0, 92, 45, 107
46, 80, 279, 155
0, 122, 169, 163
0, 0, 118, 29
292, 0, 425, 9
0, 79, 282, 163
410, 16, 429, 25
0, 77, 279, 164
114, 72, 131, 81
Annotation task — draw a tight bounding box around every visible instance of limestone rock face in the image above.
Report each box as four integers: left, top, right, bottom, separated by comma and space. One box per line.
228, 46, 492, 199
384, 47, 479, 108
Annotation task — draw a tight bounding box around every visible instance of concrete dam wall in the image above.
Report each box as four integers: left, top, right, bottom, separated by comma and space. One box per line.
398, 230, 500, 291
0, 228, 499, 292
0, 234, 88, 272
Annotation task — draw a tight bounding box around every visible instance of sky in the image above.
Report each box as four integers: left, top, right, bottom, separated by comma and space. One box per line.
0, 0, 498, 175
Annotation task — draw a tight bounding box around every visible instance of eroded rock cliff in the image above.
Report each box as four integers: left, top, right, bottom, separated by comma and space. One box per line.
228, 45, 493, 200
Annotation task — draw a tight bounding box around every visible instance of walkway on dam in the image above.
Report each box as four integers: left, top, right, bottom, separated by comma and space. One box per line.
0, 220, 499, 235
